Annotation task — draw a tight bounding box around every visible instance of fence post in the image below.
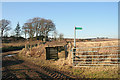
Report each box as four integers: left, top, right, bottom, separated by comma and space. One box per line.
73, 26, 76, 66
73, 47, 76, 66
74, 26, 76, 48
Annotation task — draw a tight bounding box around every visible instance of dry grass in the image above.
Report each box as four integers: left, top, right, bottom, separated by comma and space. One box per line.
2, 40, 42, 52
18, 40, 119, 78
18, 53, 119, 78
2, 40, 42, 48
71, 40, 119, 65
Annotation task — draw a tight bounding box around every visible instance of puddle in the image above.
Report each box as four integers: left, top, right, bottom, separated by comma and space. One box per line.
4, 54, 17, 57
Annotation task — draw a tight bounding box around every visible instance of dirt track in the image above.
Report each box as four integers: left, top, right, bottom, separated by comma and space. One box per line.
2, 51, 74, 80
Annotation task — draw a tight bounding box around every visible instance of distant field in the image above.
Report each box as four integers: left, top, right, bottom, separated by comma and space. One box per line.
75, 40, 118, 46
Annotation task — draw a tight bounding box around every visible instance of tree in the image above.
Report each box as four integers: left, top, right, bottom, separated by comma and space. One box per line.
38, 18, 56, 41
53, 30, 58, 40
31, 17, 41, 37
4, 32, 8, 37
44, 19, 56, 40
0, 19, 11, 38
59, 33, 64, 41
24, 22, 35, 40
23, 17, 56, 41
14, 22, 21, 37
31, 17, 56, 38
22, 25, 28, 39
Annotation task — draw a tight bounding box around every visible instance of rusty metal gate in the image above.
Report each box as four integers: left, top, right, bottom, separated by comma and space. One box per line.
72, 45, 120, 66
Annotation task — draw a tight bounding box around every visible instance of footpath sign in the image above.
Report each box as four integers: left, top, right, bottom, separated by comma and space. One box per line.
73, 26, 82, 66
74, 26, 82, 47
75, 27, 82, 30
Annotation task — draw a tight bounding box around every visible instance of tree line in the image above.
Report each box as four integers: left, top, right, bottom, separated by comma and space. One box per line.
0, 17, 64, 41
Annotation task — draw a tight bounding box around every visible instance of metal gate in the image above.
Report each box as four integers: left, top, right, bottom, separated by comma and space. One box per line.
72, 45, 120, 66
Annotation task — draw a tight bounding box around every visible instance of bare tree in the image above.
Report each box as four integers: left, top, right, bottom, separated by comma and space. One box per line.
4, 32, 8, 37
24, 22, 35, 40
32, 17, 41, 37
43, 19, 56, 41
53, 30, 58, 40
0, 19, 11, 38
59, 33, 64, 41
31, 17, 56, 39
23, 17, 56, 41
22, 25, 28, 39
39, 18, 46, 36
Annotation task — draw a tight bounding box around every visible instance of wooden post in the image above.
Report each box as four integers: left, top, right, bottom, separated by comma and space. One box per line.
65, 45, 67, 59
73, 47, 76, 66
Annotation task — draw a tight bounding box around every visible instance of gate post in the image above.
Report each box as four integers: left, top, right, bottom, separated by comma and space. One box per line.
73, 26, 76, 66
74, 26, 76, 47
73, 26, 82, 66
73, 47, 76, 66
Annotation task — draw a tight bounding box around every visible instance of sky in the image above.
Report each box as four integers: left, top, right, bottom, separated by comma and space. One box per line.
2, 2, 118, 39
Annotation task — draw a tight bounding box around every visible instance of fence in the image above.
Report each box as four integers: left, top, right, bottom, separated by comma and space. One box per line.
72, 45, 120, 66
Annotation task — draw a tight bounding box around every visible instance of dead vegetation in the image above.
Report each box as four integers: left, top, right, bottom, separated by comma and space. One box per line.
73, 40, 119, 65
19, 40, 119, 66
17, 40, 119, 78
